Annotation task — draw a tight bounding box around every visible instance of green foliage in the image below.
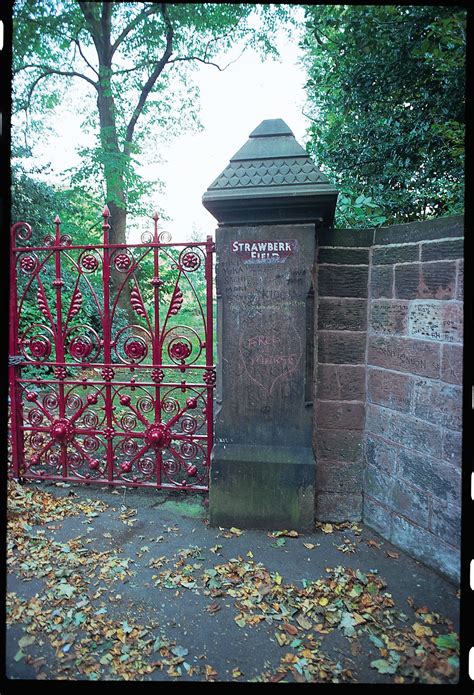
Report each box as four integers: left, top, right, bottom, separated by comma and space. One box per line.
12, 2, 289, 237
301, 5, 466, 227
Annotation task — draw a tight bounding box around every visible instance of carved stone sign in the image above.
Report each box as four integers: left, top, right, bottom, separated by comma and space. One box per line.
230, 239, 297, 263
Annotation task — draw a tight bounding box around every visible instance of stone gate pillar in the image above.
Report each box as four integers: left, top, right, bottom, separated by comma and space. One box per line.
202, 119, 338, 530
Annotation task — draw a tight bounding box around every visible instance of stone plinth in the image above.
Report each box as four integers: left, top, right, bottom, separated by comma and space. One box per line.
202, 119, 338, 530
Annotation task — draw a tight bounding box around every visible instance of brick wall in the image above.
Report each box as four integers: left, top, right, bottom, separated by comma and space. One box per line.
314, 216, 463, 582
314, 229, 372, 522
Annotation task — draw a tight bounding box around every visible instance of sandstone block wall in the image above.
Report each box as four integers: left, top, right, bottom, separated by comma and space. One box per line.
314, 229, 372, 522
314, 216, 463, 582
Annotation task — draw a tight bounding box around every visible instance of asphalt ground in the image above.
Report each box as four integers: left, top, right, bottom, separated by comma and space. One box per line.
5, 480, 460, 684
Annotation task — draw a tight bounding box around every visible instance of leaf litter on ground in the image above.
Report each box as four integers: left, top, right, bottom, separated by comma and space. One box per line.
7, 480, 459, 684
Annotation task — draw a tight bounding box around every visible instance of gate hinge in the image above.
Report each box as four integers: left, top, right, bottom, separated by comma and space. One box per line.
8, 355, 23, 366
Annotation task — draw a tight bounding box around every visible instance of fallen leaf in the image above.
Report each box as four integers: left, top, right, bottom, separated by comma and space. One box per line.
229, 527, 243, 536
434, 633, 459, 651
296, 614, 312, 630
303, 543, 315, 550
321, 524, 333, 534
370, 658, 398, 675
232, 668, 243, 678
206, 603, 221, 614
367, 539, 381, 549
351, 641, 361, 656
412, 622, 433, 638
369, 633, 385, 648
339, 612, 358, 637
270, 530, 298, 538
283, 623, 298, 635
386, 551, 400, 559
269, 672, 287, 682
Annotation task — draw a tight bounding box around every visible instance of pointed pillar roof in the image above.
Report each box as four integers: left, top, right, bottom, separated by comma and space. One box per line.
202, 118, 338, 226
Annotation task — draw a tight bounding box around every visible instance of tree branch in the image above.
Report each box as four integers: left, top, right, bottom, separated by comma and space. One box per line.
74, 38, 99, 76
167, 55, 225, 72
15, 64, 98, 89
123, 3, 174, 154
111, 5, 159, 59
77, 1, 102, 56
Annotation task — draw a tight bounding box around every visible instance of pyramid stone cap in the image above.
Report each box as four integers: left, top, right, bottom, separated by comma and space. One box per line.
202, 118, 338, 226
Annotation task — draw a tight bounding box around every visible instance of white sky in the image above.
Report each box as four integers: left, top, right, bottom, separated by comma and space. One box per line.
25, 10, 310, 243
151, 32, 309, 242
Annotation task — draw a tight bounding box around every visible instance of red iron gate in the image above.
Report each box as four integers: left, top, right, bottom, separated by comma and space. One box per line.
8, 207, 215, 491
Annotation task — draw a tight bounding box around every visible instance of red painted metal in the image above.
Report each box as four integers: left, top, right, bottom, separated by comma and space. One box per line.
8, 209, 215, 491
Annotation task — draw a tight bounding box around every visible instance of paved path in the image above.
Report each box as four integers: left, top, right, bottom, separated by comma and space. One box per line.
6, 481, 460, 683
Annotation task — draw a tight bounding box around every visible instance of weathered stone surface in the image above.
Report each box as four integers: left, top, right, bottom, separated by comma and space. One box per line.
211, 222, 317, 529
368, 335, 440, 378
318, 298, 367, 331
318, 331, 367, 364
421, 238, 464, 262
441, 303, 463, 344
364, 434, 398, 475
363, 496, 392, 537
408, 301, 462, 344
398, 448, 461, 504
394, 262, 457, 300
367, 368, 412, 413
374, 215, 464, 245
315, 459, 363, 493
316, 400, 365, 430
393, 264, 420, 299
318, 247, 369, 265
412, 378, 462, 430
316, 364, 366, 401
429, 501, 461, 548
364, 465, 393, 505
318, 265, 369, 298
441, 344, 463, 385
370, 265, 393, 298
369, 300, 408, 335
215, 224, 314, 446
316, 429, 364, 463
456, 259, 463, 300
315, 493, 363, 522
318, 228, 374, 248
210, 444, 315, 531
390, 480, 430, 528
442, 428, 462, 466
372, 245, 419, 265
391, 514, 460, 582
365, 405, 443, 459
420, 262, 457, 300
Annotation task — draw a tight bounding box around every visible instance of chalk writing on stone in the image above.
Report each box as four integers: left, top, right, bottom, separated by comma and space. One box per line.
239, 322, 302, 395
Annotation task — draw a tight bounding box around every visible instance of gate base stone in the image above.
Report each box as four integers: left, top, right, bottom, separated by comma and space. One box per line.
209, 443, 315, 531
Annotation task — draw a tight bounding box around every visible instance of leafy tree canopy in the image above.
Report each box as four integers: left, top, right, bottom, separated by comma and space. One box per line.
300, 5, 466, 227
12, 1, 290, 243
